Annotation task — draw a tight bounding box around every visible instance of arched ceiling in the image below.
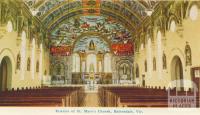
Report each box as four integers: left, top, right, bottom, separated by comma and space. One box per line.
23, 0, 159, 56
24, 0, 159, 31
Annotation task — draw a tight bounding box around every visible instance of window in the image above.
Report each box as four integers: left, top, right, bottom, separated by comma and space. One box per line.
7, 21, 13, 32
104, 53, 112, 72
170, 20, 176, 32
189, 4, 198, 21
72, 53, 80, 72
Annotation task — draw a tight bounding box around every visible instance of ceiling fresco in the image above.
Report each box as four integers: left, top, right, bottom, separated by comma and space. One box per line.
24, 0, 159, 30
23, 0, 159, 56
50, 15, 132, 46
73, 36, 110, 53
49, 15, 133, 56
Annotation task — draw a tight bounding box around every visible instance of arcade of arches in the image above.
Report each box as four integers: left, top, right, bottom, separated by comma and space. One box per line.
0, 0, 200, 107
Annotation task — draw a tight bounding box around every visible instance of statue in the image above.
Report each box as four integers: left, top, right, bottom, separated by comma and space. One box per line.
89, 40, 95, 50
185, 42, 192, 66
16, 53, 21, 70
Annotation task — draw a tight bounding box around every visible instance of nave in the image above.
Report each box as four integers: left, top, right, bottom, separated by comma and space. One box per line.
0, 0, 200, 108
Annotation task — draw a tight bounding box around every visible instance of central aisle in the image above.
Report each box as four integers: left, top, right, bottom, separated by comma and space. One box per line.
83, 93, 100, 107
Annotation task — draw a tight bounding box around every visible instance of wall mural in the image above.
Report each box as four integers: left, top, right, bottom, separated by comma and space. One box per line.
50, 15, 134, 56
73, 36, 110, 53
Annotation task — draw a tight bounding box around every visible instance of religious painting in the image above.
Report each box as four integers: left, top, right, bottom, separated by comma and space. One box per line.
118, 62, 131, 80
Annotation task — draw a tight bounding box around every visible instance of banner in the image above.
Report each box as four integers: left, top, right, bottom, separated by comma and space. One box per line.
82, 0, 100, 15
50, 46, 71, 56
112, 43, 134, 56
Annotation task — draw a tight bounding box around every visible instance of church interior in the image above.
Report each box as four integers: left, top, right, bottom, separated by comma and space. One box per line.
0, 0, 200, 107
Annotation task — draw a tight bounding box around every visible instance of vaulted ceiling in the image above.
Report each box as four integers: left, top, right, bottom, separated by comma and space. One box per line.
24, 0, 159, 32
23, 0, 159, 56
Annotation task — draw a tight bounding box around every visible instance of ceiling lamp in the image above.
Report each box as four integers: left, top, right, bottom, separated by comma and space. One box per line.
145, 9, 153, 16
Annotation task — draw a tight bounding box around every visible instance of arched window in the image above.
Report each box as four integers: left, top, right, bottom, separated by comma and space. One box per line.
7, 21, 13, 32
31, 38, 35, 79
170, 20, 176, 32
20, 31, 26, 80
163, 53, 167, 69
72, 53, 80, 72
87, 54, 97, 72
185, 42, 192, 66
104, 53, 112, 72
27, 57, 30, 71
189, 4, 198, 21
157, 31, 162, 77
153, 57, 156, 71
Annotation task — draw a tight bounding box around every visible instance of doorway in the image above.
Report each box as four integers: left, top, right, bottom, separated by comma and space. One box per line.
171, 56, 184, 91
0, 56, 12, 91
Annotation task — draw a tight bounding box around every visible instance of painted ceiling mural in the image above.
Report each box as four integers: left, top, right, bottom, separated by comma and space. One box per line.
50, 15, 134, 56
73, 36, 110, 53
23, 0, 159, 56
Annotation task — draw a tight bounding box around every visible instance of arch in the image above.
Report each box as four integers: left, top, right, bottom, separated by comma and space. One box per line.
189, 3, 199, 21
72, 33, 112, 52
0, 56, 12, 91
72, 53, 80, 72
7, 20, 13, 32
87, 54, 97, 72
171, 56, 184, 91
104, 53, 112, 73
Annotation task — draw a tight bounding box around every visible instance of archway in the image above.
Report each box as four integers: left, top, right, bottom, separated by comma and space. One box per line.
171, 56, 184, 91
0, 56, 12, 91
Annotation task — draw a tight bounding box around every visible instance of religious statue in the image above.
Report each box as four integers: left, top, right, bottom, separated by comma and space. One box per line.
185, 42, 192, 66
89, 40, 95, 50
16, 53, 21, 70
